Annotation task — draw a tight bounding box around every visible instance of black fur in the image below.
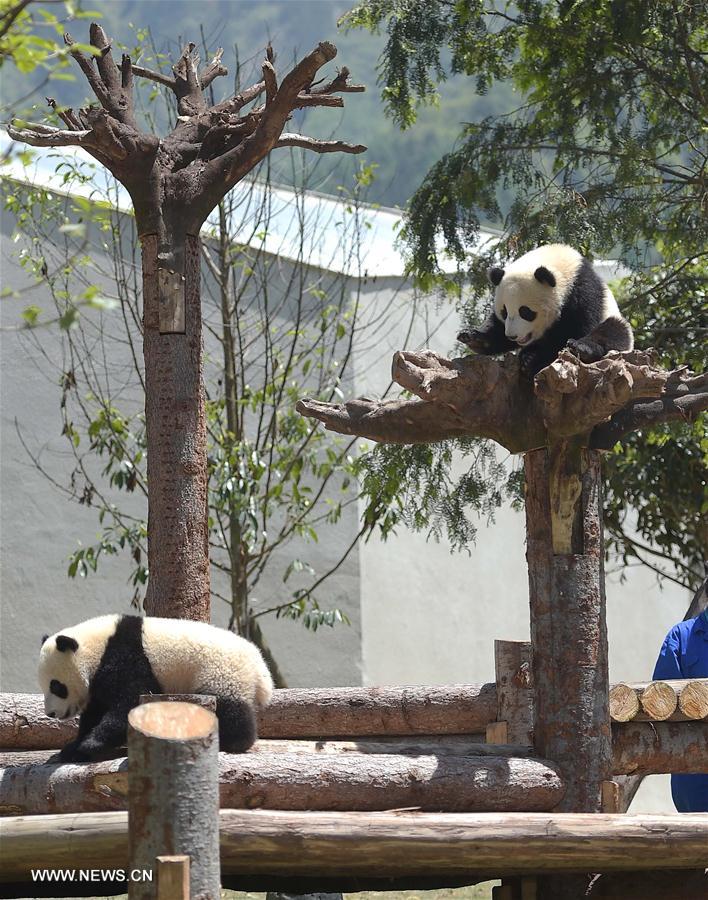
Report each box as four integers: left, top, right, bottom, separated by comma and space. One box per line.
59, 615, 160, 763
534, 266, 556, 287
216, 696, 258, 752
459, 256, 633, 377
57, 615, 259, 763
488, 266, 505, 286
458, 309, 515, 355
56, 635, 79, 653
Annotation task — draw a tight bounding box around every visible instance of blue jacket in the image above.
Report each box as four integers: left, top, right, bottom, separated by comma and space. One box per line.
652, 610, 708, 812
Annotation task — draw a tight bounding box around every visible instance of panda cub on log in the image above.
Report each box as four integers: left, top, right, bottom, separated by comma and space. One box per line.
458, 244, 633, 377
39, 614, 273, 762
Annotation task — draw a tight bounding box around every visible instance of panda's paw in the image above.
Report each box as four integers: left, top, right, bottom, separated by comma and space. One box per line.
58, 739, 96, 763
566, 338, 602, 363
518, 349, 542, 379
457, 329, 493, 354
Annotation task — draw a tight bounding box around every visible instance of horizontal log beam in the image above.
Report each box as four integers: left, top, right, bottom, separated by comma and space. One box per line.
0, 686, 498, 749
0, 735, 498, 768
0, 750, 563, 816
612, 721, 708, 775
3, 810, 708, 883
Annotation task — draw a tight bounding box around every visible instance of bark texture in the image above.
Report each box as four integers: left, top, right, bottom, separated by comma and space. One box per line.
612, 721, 708, 775
493, 640, 534, 746
260, 683, 498, 737
141, 234, 210, 617
128, 702, 220, 900
524, 446, 612, 813
4, 810, 708, 882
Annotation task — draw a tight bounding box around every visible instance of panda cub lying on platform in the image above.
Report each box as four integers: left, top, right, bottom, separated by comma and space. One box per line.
39, 614, 273, 762
458, 244, 633, 377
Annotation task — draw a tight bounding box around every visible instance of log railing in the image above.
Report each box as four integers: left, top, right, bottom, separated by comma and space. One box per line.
2, 810, 708, 884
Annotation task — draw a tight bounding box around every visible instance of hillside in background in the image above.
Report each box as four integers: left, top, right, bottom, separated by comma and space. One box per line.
2, 0, 515, 211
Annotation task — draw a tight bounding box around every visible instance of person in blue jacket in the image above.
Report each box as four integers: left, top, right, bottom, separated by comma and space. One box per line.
653, 608, 708, 811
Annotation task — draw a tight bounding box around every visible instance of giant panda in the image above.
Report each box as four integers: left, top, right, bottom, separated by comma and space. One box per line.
38, 614, 274, 762
457, 244, 633, 377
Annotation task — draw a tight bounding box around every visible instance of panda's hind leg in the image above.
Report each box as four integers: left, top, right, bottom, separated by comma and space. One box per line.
216, 695, 258, 753
567, 316, 633, 363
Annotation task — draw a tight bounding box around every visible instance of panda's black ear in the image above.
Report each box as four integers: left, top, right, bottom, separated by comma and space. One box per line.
487, 266, 505, 286
534, 266, 556, 287
56, 635, 79, 653
41, 633, 49, 646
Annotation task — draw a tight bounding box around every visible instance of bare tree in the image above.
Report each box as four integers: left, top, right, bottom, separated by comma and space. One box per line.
7, 23, 366, 621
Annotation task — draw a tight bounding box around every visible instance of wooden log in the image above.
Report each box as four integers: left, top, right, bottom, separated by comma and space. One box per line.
679, 678, 708, 720
610, 679, 708, 723
0, 735, 498, 768
494, 640, 533, 746
609, 684, 640, 723
612, 721, 708, 775
0, 750, 564, 816
0, 686, 497, 750
601, 776, 644, 814
525, 446, 612, 814
259, 684, 498, 737
128, 702, 220, 900
3, 810, 708, 882
156, 856, 190, 900
640, 680, 678, 720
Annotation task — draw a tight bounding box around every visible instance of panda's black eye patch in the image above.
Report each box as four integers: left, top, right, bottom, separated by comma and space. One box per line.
519, 306, 537, 322
50, 679, 68, 699
500, 306, 508, 320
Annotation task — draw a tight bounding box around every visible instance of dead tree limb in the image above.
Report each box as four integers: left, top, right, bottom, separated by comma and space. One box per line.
297, 349, 706, 452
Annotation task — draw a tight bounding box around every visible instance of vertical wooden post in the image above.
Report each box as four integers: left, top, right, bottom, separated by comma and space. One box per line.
524, 442, 612, 899
128, 701, 220, 900
494, 640, 533, 745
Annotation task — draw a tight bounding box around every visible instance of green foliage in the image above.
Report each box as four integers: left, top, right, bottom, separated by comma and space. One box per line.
358, 438, 521, 550
350, 0, 707, 588
0, 0, 94, 76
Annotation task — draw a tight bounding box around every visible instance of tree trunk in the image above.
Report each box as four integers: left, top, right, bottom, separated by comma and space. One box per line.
525, 443, 612, 900
141, 231, 210, 620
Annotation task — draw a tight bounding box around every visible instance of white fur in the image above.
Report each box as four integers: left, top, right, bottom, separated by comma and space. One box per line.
141, 617, 273, 707
493, 244, 584, 346
38, 615, 273, 719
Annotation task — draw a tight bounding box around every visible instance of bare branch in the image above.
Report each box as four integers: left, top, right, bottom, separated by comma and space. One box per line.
294, 94, 345, 109
199, 47, 227, 89
306, 67, 366, 95
64, 31, 111, 109
6, 122, 91, 147
262, 60, 277, 105
46, 97, 82, 131
130, 64, 176, 89
277, 133, 367, 154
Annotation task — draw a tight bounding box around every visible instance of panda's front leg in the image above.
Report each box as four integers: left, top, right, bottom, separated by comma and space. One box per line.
59, 702, 130, 762
458, 311, 515, 356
